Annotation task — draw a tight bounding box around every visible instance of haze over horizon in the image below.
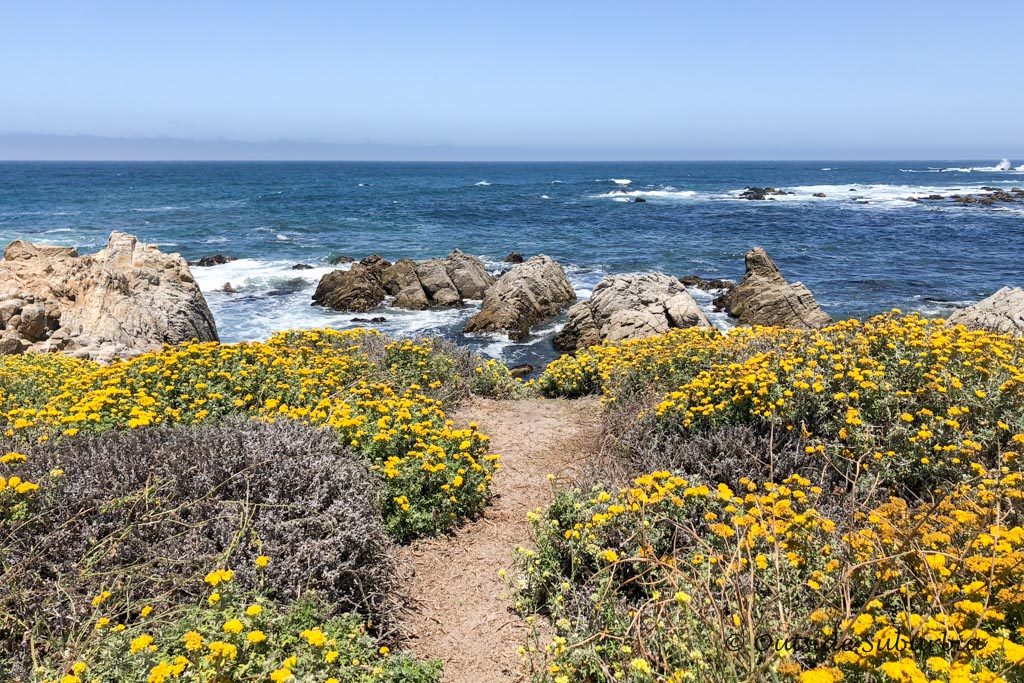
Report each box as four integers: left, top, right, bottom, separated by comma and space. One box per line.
2, 0, 1022, 161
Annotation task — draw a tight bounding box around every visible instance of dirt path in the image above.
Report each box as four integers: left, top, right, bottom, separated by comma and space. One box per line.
398, 396, 602, 683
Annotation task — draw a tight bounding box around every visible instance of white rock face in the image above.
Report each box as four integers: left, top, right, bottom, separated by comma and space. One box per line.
553, 272, 712, 352
948, 287, 1024, 336
0, 231, 218, 361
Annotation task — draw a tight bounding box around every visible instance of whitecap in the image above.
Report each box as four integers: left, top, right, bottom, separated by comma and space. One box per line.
550, 180, 563, 184
276, 234, 290, 241
611, 178, 632, 185
474, 180, 491, 186
540, 195, 551, 199
593, 189, 698, 200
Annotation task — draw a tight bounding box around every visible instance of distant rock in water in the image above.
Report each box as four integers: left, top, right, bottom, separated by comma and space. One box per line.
328, 254, 355, 265
464, 255, 575, 341
947, 287, 1024, 337
740, 187, 793, 201
350, 316, 387, 324
812, 192, 827, 198
0, 231, 218, 361
679, 275, 734, 292
714, 248, 832, 329
222, 282, 238, 293
312, 249, 495, 312
292, 263, 314, 270
554, 273, 712, 353
633, 197, 647, 203
504, 251, 524, 264
189, 254, 236, 267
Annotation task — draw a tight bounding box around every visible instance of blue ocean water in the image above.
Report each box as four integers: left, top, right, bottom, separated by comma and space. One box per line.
1, 160, 1022, 366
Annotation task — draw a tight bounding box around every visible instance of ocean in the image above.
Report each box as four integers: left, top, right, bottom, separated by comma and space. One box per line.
1, 160, 1022, 367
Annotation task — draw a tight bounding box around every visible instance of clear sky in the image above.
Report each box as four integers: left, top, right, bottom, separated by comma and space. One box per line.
1, 0, 1022, 160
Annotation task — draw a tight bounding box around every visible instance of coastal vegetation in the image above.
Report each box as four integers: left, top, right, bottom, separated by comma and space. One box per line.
3, 311, 1024, 682
0, 329, 520, 681
519, 313, 1024, 682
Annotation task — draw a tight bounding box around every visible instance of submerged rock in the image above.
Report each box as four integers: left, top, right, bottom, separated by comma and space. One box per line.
554, 272, 712, 353
740, 187, 793, 200
714, 248, 832, 329
504, 251, 525, 264
189, 254, 236, 267
464, 255, 575, 341
948, 287, 1024, 337
0, 232, 218, 361
679, 275, 734, 291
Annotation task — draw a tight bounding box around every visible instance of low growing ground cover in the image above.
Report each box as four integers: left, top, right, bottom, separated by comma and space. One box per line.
0, 329, 520, 681
522, 313, 1024, 683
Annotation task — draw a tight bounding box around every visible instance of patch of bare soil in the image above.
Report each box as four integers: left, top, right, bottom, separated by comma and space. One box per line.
398, 396, 601, 682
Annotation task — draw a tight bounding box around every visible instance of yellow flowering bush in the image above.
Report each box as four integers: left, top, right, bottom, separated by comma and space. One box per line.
0, 328, 501, 540
36, 565, 441, 683
522, 313, 1024, 683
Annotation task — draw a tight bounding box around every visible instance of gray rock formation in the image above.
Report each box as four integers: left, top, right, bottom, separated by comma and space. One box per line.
311, 262, 388, 312
947, 287, 1024, 336
0, 231, 218, 361
464, 255, 575, 341
553, 272, 712, 352
713, 248, 832, 329
312, 249, 495, 312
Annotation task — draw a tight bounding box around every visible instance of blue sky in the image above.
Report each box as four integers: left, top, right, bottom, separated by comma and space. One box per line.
1, 1, 1022, 160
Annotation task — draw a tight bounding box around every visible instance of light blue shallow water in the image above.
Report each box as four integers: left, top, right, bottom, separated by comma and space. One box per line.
1, 160, 1022, 366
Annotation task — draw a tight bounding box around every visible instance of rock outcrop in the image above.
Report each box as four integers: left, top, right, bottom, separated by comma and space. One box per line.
311, 261, 388, 312
189, 254, 236, 267
947, 287, 1024, 337
0, 231, 218, 361
713, 248, 832, 329
553, 273, 712, 352
464, 255, 575, 341
312, 250, 495, 312
739, 187, 793, 200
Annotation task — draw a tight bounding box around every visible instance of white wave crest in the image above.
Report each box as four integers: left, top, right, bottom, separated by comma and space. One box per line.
594, 189, 698, 201
611, 178, 632, 185
474, 180, 491, 186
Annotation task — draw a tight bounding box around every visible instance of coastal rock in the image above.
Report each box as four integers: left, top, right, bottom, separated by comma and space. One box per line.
634, 197, 647, 203
553, 272, 712, 353
508, 363, 534, 378
311, 263, 387, 312
189, 254, 236, 267
947, 287, 1024, 337
312, 250, 494, 312
328, 254, 355, 265
504, 251, 524, 264
812, 192, 827, 198
464, 255, 575, 341
415, 259, 462, 306
443, 249, 494, 300
292, 263, 314, 270
679, 275, 734, 292
713, 248, 832, 329
0, 231, 218, 361
740, 187, 793, 201
381, 259, 430, 310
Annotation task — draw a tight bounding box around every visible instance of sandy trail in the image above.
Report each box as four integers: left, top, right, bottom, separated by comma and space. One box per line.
398, 396, 601, 683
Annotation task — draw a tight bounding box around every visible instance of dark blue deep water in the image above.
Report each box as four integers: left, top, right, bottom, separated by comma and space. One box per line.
1, 160, 1022, 365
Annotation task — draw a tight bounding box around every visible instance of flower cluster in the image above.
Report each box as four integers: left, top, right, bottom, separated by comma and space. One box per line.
0, 328, 499, 539
524, 313, 1024, 683
40, 558, 441, 683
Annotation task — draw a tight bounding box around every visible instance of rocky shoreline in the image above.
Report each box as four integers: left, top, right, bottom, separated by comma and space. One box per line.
0, 231, 1021, 363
